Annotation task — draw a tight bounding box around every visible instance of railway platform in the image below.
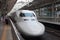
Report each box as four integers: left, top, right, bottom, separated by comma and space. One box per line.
0, 20, 60, 40
0, 22, 13, 40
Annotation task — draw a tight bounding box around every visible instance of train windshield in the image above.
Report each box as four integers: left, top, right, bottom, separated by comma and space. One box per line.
20, 13, 35, 17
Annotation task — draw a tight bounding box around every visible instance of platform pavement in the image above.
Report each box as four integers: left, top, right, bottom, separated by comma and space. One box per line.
0, 22, 13, 40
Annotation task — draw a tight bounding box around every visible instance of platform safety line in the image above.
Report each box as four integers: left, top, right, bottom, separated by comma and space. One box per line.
1, 25, 8, 40
9, 19, 21, 40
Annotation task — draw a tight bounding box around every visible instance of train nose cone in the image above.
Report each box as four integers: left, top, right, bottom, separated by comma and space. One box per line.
17, 21, 45, 36
29, 22, 45, 36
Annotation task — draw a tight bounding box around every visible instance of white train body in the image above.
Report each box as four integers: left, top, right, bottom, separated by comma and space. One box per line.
11, 10, 45, 36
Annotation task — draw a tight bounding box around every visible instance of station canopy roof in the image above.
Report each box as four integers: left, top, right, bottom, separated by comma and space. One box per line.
21, 0, 60, 10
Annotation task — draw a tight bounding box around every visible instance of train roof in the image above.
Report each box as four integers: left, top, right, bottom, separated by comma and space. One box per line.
17, 10, 35, 13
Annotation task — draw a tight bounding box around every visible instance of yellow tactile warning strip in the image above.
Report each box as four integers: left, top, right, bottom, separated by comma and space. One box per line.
1, 25, 13, 40
1, 25, 8, 40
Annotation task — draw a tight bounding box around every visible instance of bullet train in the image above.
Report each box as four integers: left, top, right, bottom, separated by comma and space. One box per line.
10, 10, 45, 37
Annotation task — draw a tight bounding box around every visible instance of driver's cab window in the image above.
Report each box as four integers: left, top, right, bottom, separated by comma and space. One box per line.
20, 13, 35, 17
20, 13, 25, 17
